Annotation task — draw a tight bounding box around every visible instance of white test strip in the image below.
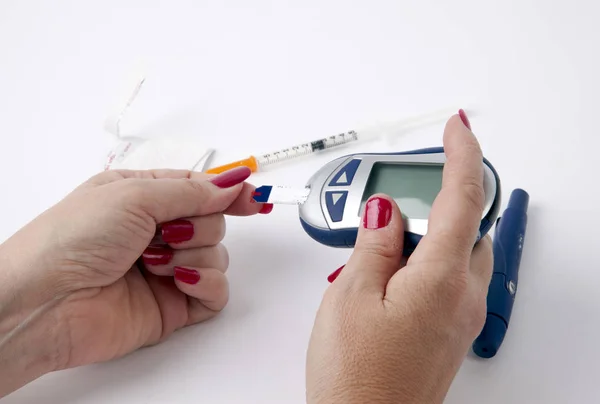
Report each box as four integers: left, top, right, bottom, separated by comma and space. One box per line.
253, 185, 311, 205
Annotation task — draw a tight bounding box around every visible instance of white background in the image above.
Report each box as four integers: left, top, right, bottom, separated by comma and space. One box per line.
1, 0, 599, 402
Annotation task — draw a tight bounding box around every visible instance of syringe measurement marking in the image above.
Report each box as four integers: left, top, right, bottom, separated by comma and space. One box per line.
257, 131, 358, 166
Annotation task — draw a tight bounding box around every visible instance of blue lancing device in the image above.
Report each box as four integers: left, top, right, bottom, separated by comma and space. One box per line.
472, 188, 529, 358
254, 147, 527, 358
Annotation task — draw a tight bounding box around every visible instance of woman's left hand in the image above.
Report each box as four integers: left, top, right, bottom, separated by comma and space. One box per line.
0, 166, 270, 397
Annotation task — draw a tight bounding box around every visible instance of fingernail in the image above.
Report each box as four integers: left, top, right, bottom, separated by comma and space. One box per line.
174, 266, 201, 285
327, 265, 345, 283
142, 246, 174, 265
150, 231, 164, 246
209, 166, 251, 188
259, 203, 273, 214
161, 219, 194, 243
363, 197, 392, 229
458, 109, 471, 130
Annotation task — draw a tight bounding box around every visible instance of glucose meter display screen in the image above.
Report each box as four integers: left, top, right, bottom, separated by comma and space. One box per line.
360, 163, 443, 219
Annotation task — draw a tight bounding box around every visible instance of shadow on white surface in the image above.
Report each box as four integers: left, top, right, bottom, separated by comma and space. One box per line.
447, 204, 600, 403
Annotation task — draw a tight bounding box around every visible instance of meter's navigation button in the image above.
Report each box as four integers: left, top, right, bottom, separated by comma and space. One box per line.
325, 191, 348, 222
329, 159, 361, 186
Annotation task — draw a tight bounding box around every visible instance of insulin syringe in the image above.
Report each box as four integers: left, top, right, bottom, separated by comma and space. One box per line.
205, 107, 458, 174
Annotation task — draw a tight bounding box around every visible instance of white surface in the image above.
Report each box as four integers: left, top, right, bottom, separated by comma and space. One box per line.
1, 0, 599, 402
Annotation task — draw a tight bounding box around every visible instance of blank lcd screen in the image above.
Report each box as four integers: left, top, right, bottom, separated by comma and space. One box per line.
360, 163, 443, 219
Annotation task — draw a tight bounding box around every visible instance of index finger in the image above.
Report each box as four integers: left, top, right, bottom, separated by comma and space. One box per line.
222, 182, 272, 216
88, 168, 268, 217
409, 114, 486, 267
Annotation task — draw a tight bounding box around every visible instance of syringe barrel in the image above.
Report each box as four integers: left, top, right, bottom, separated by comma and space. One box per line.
256, 131, 358, 166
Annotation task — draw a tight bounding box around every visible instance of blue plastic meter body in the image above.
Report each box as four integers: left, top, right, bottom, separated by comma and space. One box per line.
298, 147, 502, 255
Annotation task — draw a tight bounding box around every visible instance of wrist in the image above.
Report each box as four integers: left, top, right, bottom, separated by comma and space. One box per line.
0, 242, 68, 398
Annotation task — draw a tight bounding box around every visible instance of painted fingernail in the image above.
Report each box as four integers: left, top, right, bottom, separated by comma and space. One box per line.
259, 203, 273, 214
363, 197, 392, 229
327, 265, 345, 283
459, 109, 471, 130
209, 166, 252, 188
161, 219, 194, 243
174, 266, 201, 285
142, 246, 174, 265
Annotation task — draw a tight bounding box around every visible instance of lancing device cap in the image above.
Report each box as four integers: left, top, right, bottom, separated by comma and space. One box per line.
508, 188, 530, 212
472, 315, 507, 358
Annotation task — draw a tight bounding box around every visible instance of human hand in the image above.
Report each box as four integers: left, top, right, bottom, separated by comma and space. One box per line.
306, 113, 493, 404
0, 166, 270, 397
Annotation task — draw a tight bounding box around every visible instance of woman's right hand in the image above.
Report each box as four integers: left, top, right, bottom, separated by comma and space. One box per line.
0, 166, 269, 398
306, 113, 493, 404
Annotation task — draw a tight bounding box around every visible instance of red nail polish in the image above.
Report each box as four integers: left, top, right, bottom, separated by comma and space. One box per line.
459, 109, 471, 130
259, 203, 273, 214
142, 246, 174, 265
174, 266, 201, 285
210, 166, 252, 188
327, 265, 345, 283
363, 197, 392, 229
161, 219, 194, 243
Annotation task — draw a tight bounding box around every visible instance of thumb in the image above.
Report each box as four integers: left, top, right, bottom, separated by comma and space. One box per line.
336, 194, 405, 294
114, 166, 252, 224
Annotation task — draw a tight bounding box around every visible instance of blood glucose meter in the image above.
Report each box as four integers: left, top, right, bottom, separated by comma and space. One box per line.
298, 147, 501, 254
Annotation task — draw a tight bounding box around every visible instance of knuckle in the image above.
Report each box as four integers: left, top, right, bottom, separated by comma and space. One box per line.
217, 243, 230, 271
463, 179, 485, 212
463, 139, 483, 155
218, 213, 226, 233
356, 238, 402, 260
117, 179, 147, 204
446, 141, 481, 165
211, 279, 229, 312
111, 180, 160, 230
218, 291, 230, 311
189, 275, 229, 315
439, 273, 470, 310
86, 171, 113, 184
186, 298, 218, 324
184, 179, 211, 204
84, 170, 130, 187
206, 299, 228, 314
425, 234, 471, 265
448, 272, 470, 298
210, 214, 226, 243
451, 136, 483, 158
